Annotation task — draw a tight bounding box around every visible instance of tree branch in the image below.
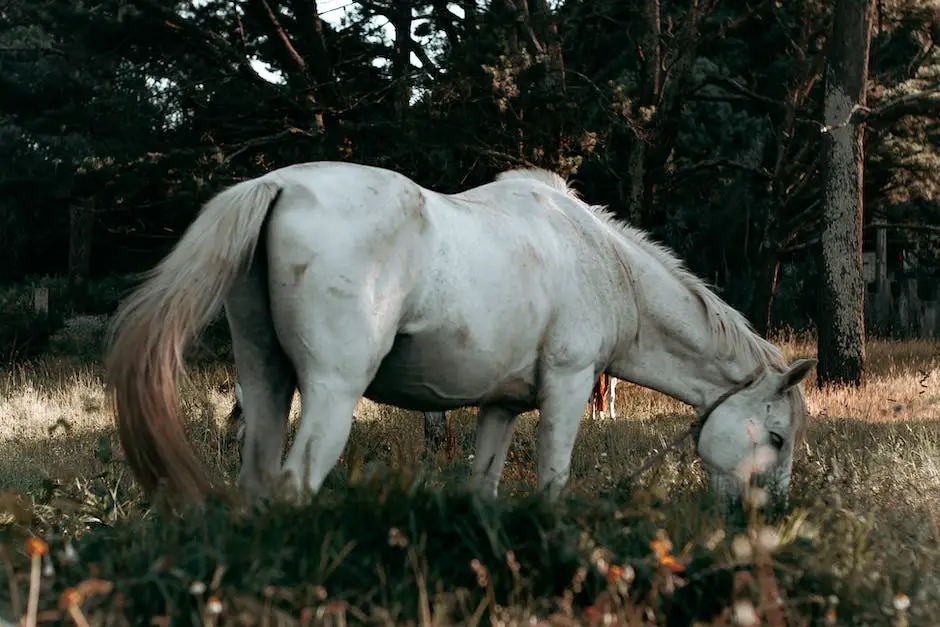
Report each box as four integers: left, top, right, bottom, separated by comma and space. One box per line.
779, 221, 940, 253
854, 84, 940, 126
665, 158, 773, 187
409, 40, 440, 76
696, 75, 788, 111
255, 0, 307, 73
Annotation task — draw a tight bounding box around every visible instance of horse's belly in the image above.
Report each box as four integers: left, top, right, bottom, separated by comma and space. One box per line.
363, 333, 537, 413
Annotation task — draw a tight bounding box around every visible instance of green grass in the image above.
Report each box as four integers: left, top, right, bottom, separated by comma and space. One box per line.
1, 334, 939, 625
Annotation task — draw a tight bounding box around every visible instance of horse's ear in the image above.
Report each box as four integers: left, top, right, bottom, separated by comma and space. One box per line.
778, 359, 817, 393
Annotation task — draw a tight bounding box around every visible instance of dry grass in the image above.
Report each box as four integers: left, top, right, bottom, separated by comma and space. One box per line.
1, 334, 939, 624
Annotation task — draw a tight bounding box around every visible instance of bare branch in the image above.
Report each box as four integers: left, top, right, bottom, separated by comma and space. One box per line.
410, 40, 440, 76
255, 0, 307, 72
868, 222, 940, 234
696, 76, 788, 111
665, 158, 773, 186
855, 84, 940, 125
223, 127, 314, 164
779, 221, 940, 253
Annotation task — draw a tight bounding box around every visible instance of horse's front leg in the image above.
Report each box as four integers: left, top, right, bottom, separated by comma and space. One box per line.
535, 366, 595, 501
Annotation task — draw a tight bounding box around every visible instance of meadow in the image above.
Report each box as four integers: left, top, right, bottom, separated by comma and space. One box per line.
0, 322, 938, 626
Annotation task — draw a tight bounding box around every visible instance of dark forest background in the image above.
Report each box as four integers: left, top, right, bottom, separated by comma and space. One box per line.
0, 0, 937, 350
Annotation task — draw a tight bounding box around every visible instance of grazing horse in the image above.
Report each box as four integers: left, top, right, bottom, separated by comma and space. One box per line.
105, 161, 815, 508
591, 374, 617, 420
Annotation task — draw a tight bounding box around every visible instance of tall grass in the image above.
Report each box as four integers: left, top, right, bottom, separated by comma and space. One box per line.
0, 334, 938, 625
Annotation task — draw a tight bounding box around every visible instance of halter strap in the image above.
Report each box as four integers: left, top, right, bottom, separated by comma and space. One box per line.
626, 364, 766, 482
692, 364, 766, 444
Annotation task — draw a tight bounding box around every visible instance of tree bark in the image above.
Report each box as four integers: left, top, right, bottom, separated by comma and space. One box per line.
817, 0, 873, 387
749, 252, 781, 338
392, 2, 413, 119
68, 197, 95, 308
627, 0, 660, 224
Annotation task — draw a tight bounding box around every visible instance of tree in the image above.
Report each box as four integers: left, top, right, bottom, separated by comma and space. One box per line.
817, 0, 874, 387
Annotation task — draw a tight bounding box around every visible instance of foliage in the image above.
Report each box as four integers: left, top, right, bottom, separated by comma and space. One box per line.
0, 0, 937, 320
0, 471, 930, 625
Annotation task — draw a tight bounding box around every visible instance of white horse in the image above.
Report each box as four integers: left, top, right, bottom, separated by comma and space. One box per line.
226, 382, 450, 454
105, 161, 816, 507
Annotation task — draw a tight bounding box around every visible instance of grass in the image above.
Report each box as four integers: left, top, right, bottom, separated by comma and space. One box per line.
0, 332, 938, 625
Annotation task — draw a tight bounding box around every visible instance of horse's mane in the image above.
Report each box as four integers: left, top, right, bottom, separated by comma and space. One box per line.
496, 167, 788, 374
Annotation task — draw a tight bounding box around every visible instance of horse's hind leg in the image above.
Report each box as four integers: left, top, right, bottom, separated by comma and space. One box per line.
270, 288, 401, 499
225, 261, 297, 500
470, 405, 520, 497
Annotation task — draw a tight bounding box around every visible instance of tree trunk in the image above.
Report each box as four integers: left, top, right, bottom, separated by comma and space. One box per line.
627, 0, 660, 225
392, 2, 413, 119
68, 197, 95, 308
817, 0, 873, 387
749, 252, 781, 338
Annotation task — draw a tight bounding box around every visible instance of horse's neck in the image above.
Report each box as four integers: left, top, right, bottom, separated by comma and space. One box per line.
607, 260, 763, 411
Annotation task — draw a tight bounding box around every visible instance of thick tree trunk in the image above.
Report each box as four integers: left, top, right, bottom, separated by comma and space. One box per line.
817, 0, 873, 387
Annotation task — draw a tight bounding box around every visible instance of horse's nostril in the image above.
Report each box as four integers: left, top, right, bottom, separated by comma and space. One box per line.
769, 431, 785, 451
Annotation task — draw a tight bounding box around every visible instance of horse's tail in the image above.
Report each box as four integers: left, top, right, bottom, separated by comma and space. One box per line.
105, 176, 283, 504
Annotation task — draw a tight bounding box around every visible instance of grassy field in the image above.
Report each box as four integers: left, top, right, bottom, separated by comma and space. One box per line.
0, 330, 938, 625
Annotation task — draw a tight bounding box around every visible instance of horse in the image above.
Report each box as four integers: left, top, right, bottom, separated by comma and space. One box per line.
590, 374, 617, 420
225, 381, 451, 456
226, 376, 612, 456
104, 160, 816, 508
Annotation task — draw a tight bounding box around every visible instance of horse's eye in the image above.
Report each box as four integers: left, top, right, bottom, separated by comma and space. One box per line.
768, 432, 785, 451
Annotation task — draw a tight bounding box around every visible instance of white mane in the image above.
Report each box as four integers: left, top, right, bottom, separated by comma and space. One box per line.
495, 166, 788, 374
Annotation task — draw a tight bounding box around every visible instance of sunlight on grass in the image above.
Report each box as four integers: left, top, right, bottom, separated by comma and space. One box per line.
1, 334, 939, 624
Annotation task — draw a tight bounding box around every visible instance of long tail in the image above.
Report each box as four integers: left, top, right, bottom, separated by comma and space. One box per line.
105, 177, 283, 504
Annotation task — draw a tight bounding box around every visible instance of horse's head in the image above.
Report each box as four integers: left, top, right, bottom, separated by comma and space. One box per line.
696, 358, 816, 508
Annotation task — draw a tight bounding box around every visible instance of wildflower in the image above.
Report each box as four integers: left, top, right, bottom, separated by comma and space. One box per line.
732, 600, 759, 626
505, 550, 520, 575
59, 588, 91, 627
746, 486, 770, 510
755, 526, 780, 553
26, 537, 48, 558
189, 580, 207, 596
731, 535, 753, 563
606, 564, 623, 587
313, 585, 328, 601
206, 596, 223, 615
62, 541, 79, 564
26, 536, 49, 627
659, 554, 685, 573
704, 529, 726, 551
650, 538, 672, 561
388, 527, 409, 548
470, 559, 489, 588
893, 593, 910, 611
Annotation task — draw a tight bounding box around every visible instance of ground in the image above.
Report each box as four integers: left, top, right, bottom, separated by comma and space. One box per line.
0, 327, 938, 625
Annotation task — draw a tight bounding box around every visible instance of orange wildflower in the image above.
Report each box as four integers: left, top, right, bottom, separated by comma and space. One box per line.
26, 537, 49, 557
